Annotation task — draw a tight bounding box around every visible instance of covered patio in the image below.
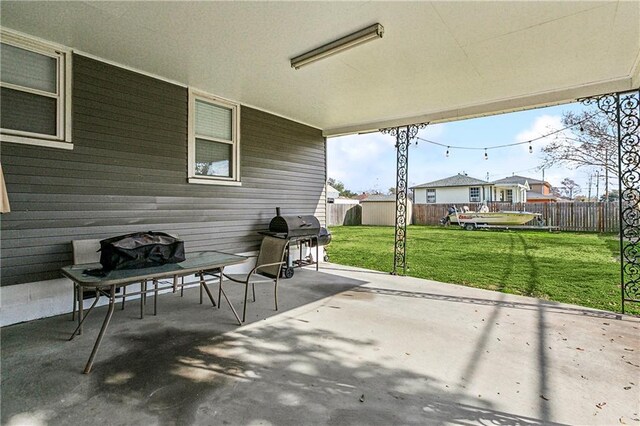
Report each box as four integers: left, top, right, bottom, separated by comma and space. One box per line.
2, 265, 639, 425
1, 2, 639, 424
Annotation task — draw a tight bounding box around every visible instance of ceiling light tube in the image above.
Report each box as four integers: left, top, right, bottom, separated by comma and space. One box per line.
291, 23, 384, 69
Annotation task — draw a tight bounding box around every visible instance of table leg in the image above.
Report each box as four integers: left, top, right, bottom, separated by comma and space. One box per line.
69, 290, 101, 340
316, 238, 319, 271
217, 267, 242, 325
122, 286, 126, 310
78, 286, 85, 335
199, 279, 203, 304
153, 279, 158, 316
217, 271, 222, 309
140, 280, 145, 319
197, 272, 216, 307
72, 282, 77, 321
83, 285, 116, 374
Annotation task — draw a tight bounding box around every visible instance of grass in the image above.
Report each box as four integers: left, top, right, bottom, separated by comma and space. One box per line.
326, 225, 639, 316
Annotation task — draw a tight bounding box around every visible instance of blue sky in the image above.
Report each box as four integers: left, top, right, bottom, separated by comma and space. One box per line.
327, 101, 610, 197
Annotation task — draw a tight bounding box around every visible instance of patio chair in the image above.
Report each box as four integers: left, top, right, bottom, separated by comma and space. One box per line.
215, 236, 288, 323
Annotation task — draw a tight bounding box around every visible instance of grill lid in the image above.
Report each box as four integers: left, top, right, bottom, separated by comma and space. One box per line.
269, 215, 320, 238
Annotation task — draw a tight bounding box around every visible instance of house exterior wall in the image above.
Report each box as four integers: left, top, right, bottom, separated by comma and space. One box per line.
361, 200, 412, 226
530, 183, 551, 195
414, 186, 490, 204
0, 54, 326, 323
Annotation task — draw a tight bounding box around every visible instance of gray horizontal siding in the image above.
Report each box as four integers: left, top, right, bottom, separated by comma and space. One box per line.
1, 54, 326, 286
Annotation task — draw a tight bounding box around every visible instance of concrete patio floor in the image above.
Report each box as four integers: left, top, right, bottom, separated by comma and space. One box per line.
1, 263, 639, 425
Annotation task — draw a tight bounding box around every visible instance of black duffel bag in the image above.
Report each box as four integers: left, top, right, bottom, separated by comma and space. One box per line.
99, 231, 185, 271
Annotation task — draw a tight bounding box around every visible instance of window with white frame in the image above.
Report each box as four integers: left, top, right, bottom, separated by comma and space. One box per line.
426, 188, 436, 203
469, 187, 480, 202
0, 30, 72, 148
188, 90, 240, 185
505, 189, 513, 202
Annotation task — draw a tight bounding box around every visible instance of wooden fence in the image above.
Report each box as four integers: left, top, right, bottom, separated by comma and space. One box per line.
327, 203, 362, 226
412, 202, 620, 232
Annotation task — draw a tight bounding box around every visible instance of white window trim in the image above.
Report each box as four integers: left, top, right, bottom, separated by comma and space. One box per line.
0, 28, 73, 149
188, 88, 241, 185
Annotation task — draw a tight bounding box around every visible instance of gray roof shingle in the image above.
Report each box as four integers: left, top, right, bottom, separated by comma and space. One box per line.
410, 174, 489, 189
492, 175, 546, 185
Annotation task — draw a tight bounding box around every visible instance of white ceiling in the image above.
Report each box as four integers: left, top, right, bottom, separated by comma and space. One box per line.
2, 1, 639, 136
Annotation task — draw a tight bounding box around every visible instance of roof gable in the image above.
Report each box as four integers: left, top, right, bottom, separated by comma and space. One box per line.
411, 174, 489, 189
492, 175, 547, 185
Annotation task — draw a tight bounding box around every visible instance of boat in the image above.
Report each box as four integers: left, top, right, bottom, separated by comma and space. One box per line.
444, 205, 541, 226
448, 211, 540, 225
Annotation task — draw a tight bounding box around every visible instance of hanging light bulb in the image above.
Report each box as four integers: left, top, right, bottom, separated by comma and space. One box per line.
579, 124, 584, 132
445, 146, 450, 157
484, 149, 488, 160
529, 144, 533, 154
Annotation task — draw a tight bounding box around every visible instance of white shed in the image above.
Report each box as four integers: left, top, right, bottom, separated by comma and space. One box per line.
361, 196, 412, 226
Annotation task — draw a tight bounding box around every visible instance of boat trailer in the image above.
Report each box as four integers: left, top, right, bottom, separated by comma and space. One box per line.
447, 206, 560, 232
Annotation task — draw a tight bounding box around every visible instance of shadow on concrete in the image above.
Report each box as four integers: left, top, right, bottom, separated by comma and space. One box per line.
3, 325, 563, 426
1, 268, 564, 425
350, 287, 626, 321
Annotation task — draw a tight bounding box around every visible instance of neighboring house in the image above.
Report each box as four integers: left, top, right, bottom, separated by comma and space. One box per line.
327, 185, 359, 204
411, 173, 550, 205
492, 178, 529, 203
411, 174, 496, 204
326, 184, 340, 202
361, 195, 412, 226
492, 175, 557, 203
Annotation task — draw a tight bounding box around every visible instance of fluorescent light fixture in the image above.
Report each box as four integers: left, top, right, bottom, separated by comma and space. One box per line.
291, 23, 384, 69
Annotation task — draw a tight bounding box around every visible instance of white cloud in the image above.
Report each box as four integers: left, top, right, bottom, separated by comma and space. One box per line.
515, 114, 565, 153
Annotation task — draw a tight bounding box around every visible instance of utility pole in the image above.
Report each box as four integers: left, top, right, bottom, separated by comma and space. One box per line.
588, 174, 593, 200
595, 170, 600, 200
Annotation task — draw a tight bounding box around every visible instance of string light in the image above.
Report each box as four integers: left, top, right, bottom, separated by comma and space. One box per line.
445, 146, 450, 157
413, 111, 598, 154
484, 149, 488, 160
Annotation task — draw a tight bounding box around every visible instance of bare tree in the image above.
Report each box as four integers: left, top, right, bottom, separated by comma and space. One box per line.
560, 177, 581, 199
541, 109, 617, 198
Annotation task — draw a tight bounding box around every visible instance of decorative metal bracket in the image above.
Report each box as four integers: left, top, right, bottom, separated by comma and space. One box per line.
581, 89, 640, 313
381, 123, 428, 275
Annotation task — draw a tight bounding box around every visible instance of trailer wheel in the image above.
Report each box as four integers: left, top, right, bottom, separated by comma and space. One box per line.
464, 223, 476, 231
283, 267, 295, 279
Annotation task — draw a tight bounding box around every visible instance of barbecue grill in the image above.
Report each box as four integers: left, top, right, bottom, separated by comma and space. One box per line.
260, 207, 331, 278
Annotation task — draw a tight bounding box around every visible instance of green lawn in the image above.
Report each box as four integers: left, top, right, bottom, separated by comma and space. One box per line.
326, 225, 638, 315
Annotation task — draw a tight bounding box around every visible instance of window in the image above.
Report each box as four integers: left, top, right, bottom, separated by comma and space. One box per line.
505, 189, 513, 202
426, 189, 436, 203
0, 30, 72, 149
469, 187, 480, 202
188, 89, 240, 185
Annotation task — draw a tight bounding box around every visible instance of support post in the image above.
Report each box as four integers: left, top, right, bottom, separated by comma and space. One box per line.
581, 89, 640, 313
381, 123, 427, 275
